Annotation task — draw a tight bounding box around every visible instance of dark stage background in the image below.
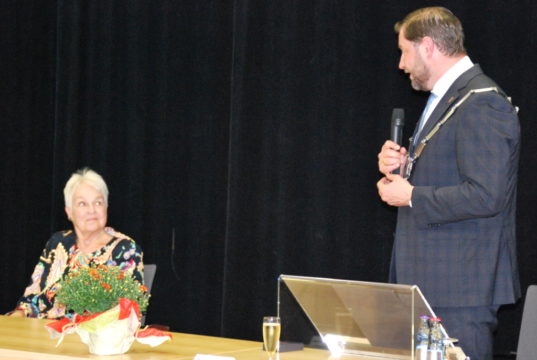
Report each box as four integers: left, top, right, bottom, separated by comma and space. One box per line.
1, 0, 536, 356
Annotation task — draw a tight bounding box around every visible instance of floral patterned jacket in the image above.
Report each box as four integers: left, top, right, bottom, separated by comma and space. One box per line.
14, 227, 144, 319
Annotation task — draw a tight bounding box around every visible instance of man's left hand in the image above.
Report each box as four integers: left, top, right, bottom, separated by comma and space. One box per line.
377, 172, 413, 207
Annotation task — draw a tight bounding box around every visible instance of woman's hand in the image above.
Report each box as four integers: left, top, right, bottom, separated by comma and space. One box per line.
8, 310, 25, 317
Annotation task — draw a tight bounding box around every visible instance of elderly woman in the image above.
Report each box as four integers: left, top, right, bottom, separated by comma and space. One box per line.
9, 168, 144, 319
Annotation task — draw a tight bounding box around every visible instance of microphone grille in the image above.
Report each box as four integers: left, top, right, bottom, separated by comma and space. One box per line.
392, 108, 405, 125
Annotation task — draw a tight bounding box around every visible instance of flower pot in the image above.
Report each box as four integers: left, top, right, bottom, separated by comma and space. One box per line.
77, 315, 137, 355
46, 298, 172, 355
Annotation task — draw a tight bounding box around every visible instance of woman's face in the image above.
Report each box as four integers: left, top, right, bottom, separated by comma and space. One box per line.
65, 182, 108, 237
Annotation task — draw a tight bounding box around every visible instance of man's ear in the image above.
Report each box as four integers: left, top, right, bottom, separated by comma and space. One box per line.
420, 36, 436, 58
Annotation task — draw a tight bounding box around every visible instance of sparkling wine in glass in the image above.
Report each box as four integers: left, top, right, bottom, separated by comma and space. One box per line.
262, 316, 281, 359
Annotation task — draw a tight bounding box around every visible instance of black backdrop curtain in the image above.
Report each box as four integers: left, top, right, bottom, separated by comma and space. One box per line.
1, 0, 536, 355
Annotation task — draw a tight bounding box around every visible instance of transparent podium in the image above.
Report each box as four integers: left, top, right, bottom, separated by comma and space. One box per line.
277, 274, 453, 359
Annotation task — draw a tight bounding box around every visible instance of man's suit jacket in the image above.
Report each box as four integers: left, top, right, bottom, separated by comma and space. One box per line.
391, 64, 521, 307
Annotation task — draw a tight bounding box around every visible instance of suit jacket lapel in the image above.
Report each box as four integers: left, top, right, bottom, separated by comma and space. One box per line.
413, 65, 484, 146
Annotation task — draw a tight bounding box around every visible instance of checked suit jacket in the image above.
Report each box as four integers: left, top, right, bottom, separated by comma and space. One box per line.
390, 64, 521, 307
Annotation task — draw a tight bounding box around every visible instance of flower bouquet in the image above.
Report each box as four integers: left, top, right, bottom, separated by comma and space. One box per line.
46, 264, 171, 355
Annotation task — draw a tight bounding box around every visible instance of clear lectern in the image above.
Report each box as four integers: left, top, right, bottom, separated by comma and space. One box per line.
277, 274, 452, 359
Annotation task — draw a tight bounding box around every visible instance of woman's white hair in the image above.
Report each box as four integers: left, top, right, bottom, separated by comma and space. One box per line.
63, 168, 109, 208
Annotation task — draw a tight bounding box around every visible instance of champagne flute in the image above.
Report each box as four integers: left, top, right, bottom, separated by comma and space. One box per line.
262, 316, 281, 359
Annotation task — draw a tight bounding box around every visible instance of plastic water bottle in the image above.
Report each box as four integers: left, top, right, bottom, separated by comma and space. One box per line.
428, 317, 445, 360
415, 315, 429, 360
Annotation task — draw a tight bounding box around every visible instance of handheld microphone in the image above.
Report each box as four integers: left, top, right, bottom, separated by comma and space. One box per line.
390, 108, 405, 174
390, 108, 405, 145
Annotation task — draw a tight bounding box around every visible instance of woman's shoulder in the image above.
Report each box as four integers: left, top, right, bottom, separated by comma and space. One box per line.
105, 227, 141, 250
104, 228, 143, 267
104, 227, 134, 241
46, 230, 77, 249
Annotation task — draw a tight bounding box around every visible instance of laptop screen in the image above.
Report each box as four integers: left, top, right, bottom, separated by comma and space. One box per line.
278, 274, 446, 359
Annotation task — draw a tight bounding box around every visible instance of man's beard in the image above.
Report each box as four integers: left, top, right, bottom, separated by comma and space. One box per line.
409, 54, 430, 91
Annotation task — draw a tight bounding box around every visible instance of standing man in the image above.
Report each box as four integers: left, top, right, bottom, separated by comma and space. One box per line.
377, 7, 520, 360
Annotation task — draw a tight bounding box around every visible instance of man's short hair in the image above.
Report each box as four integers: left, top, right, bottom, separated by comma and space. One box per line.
395, 7, 466, 57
